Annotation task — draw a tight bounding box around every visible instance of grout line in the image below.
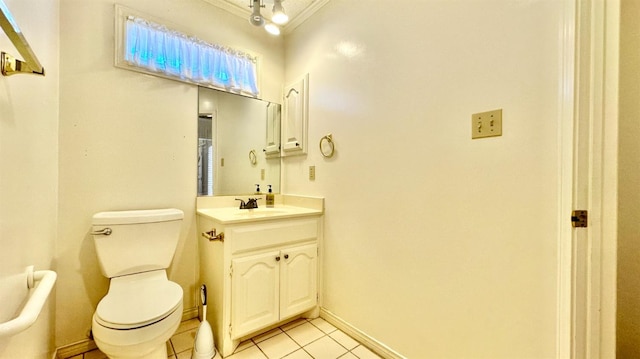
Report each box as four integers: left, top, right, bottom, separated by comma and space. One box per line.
308, 317, 338, 335
168, 339, 175, 358
299, 346, 315, 359
281, 328, 308, 357
349, 346, 362, 358
252, 340, 269, 359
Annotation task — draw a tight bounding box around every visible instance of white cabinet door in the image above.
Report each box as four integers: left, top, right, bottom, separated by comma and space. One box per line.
231, 250, 280, 339
282, 74, 308, 155
280, 244, 318, 318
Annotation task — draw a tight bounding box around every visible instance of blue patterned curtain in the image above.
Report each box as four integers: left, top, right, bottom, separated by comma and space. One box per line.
124, 16, 259, 96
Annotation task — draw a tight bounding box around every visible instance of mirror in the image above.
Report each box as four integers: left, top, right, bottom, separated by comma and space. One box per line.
198, 87, 281, 196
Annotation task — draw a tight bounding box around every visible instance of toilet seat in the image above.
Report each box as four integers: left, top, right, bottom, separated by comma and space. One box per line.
95, 270, 183, 330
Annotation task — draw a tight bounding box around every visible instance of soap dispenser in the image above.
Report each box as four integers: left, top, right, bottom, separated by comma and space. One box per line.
255, 184, 261, 194
266, 185, 274, 208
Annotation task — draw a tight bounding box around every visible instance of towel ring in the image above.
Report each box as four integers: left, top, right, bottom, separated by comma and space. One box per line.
249, 150, 257, 165
319, 134, 335, 158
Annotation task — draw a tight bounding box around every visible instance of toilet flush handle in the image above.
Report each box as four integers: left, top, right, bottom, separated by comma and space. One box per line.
91, 228, 112, 236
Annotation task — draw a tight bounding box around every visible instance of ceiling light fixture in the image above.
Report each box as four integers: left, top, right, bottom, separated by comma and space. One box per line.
248, 0, 282, 36
271, 0, 289, 25
264, 23, 281, 35
248, 0, 265, 27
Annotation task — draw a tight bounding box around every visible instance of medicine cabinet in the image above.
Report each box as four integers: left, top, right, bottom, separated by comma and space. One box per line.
282, 74, 309, 156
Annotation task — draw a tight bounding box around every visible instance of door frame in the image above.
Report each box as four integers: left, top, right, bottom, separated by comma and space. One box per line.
559, 0, 619, 357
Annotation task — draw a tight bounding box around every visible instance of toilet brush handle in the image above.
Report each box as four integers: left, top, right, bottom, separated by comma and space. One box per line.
200, 285, 207, 305
200, 285, 208, 321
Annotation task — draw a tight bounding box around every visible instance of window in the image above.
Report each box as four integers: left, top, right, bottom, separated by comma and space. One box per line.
116, 8, 259, 97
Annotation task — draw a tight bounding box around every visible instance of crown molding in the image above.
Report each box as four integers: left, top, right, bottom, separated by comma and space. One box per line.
283, 0, 330, 35
201, 0, 250, 19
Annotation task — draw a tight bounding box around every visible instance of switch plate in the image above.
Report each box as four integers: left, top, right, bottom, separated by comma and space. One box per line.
309, 166, 316, 180
472, 109, 502, 139
261, 169, 265, 180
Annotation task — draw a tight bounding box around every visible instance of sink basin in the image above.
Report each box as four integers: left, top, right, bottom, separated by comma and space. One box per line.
197, 205, 322, 224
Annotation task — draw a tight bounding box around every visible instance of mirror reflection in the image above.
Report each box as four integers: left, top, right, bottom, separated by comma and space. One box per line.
198, 87, 281, 196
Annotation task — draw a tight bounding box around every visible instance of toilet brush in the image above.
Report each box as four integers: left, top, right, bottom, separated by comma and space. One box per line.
192, 285, 216, 359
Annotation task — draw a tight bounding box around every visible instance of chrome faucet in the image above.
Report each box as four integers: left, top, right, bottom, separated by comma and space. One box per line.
235, 198, 260, 209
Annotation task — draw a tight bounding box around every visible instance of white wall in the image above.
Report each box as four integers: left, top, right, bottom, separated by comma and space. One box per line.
0, 0, 59, 357
618, 0, 640, 355
57, 0, 283, 347
284, 1, 565, 357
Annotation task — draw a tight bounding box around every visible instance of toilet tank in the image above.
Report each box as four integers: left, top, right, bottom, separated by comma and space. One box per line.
92, 208, 184, 278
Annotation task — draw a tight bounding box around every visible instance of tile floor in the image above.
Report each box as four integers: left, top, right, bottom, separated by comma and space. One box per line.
75, 317, 382, 359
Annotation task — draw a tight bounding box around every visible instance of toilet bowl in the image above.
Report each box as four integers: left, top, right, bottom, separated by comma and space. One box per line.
92, 271, 183, 359
90, 209, 184, 359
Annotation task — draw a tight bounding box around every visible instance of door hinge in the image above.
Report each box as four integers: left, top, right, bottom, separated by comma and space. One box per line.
571, 210, 588, 228
229, 264, 233, 277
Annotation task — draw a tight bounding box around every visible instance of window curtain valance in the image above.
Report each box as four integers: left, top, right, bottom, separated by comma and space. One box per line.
124, 16, 259, 96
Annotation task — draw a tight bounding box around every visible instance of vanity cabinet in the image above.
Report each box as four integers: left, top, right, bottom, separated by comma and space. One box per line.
232, 243, 317, 337
197, 213, 321, 357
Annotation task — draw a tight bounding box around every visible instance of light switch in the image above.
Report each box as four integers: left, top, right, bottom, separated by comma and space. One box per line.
472, 109, 502, 139
309, 166, 316, 181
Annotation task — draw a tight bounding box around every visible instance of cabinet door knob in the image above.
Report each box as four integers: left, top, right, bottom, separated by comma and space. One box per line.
284, 254, 289, 259
275, 256, 281, 262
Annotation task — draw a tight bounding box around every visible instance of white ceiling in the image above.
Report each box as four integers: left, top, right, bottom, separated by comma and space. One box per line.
202, 0, 329, 33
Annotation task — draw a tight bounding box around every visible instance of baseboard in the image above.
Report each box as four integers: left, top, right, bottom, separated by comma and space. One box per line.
182, 306, 199, 322
320, 308, 406, 359
54, 307, 199, 359
55, 339, 98, 359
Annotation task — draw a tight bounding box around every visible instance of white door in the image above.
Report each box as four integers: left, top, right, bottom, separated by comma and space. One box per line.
231, 250, 280, 338
280, 244, 318, 319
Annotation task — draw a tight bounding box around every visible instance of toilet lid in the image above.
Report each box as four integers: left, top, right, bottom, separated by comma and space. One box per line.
95, 271, 183, 329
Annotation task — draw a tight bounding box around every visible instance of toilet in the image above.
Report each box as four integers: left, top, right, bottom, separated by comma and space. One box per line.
91, 208, 184, 359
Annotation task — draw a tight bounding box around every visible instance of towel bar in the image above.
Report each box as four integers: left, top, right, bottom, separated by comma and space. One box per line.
0, 0, 45, 76
0, 266, 57, 338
